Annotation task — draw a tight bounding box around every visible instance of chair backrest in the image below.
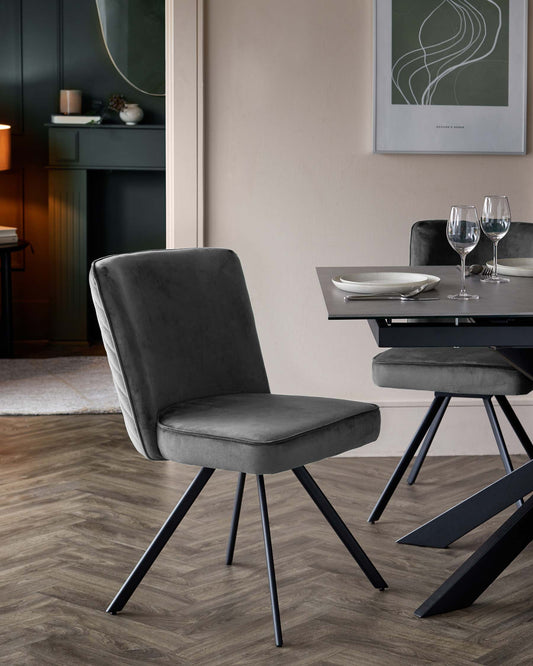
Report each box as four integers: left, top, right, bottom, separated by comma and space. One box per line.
410, 220, 533, 266
89, 248, 270, 460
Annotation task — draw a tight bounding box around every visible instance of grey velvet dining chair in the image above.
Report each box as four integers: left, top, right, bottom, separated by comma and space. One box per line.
89, 248, 387, 647
368, 220, 533, 523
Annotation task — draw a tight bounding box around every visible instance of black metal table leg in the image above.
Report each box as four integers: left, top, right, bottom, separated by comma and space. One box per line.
398, 459, 533, 548
415, 493, 533, 617
107, 467, 215, 614
368, 395, 447, 523
226, 472, 246, 565
0, 250, 12, 357
0, 241, 29, 358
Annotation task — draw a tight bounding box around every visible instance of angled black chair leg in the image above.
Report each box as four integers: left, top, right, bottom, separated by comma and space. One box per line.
226, 473, 246, 565
483, 398, 514, 475
495, 395, 533, 459
293, 466, 387, 590
368, 395, 447, 523
256, 475, 283, 647
483, 398, 523, 508
106, 467, 215, 614
407, 394, 451, 486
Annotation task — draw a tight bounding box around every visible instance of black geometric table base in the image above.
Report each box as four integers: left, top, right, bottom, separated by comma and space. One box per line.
396, 459, 533, 617
415, 493, 533, 617
398, 459, 533, 549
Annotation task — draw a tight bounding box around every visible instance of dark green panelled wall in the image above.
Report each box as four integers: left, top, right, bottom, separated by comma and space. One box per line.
0, 0, 165, 341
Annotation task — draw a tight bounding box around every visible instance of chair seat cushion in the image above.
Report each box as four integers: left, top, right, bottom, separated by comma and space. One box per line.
373, 347, 533, 396
157, 393, 380, 474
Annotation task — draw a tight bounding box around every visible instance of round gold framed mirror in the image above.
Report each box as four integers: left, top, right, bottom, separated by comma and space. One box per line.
95, 0, 165, 96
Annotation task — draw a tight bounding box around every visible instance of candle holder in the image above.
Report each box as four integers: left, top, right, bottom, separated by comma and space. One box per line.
59, 90, 82, 115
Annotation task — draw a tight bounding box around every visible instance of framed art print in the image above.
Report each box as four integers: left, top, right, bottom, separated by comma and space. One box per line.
373, 0, 528, 154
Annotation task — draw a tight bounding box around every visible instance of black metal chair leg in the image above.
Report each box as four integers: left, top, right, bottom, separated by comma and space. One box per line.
106, 467, 215, 614
483, 398, 523, 508
256, 475, 283, 647
368, 395, 447, 523
483, 398, 514, 475
407, 394, 451, 485
226, 473, 246, 565
495, 395, 533, 459
293, 466, 387, 590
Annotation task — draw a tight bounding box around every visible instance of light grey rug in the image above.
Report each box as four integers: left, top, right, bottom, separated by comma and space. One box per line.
0, 357, 121, 415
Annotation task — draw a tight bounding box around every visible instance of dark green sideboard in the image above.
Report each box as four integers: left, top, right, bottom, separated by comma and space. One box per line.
48, 124, 165, 340
48, 125, 165, 170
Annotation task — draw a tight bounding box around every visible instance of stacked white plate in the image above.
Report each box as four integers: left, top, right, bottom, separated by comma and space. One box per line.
331, 272, 440, 294
486, 258, 533, 277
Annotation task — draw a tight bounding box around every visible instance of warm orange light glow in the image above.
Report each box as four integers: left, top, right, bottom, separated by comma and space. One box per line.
0, 125, 11, 171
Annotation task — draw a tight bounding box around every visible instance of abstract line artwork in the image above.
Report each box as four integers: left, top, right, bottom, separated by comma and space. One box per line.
391, 0, 508, 106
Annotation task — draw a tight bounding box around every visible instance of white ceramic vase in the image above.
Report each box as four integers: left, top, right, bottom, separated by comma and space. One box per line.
119, 103, 144, 125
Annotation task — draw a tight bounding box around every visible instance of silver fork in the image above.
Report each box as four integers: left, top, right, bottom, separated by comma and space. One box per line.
457, 264, 483, 276
481, 265, 493, 277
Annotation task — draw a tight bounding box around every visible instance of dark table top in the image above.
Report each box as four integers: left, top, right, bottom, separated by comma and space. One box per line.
316, 265, 533, 320
0, 240, 29, 254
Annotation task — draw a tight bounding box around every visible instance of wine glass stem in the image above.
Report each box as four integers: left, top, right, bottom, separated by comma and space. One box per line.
460, 255, 467, 295
492, 241, 499, 278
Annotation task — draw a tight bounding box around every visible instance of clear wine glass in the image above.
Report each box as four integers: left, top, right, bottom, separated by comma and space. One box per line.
446, 205, 481, 300
480, 195, 511, 283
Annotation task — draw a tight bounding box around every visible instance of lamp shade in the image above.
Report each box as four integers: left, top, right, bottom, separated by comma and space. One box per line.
0, 125, 11, 171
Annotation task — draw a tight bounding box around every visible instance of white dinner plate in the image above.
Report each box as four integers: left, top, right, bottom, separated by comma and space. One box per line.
332, 272, 440, 295
486, 258, 533, 277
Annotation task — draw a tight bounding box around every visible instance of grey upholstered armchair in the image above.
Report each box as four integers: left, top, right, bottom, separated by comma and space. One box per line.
369, 220, 533, 523
90, 248, 387, 647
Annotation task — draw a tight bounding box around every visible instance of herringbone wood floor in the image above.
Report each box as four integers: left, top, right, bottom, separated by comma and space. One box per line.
1, 415, 532, 665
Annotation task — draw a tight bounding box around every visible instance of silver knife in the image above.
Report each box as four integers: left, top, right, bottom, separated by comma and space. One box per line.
344, 294, 439, 301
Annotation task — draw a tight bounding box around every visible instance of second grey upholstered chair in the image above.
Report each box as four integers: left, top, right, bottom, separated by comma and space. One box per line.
89, 248, 387, 647
368, 220, 533, 523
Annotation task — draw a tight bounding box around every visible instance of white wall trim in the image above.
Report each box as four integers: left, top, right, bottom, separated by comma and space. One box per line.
344, 397, 533, 456
377, 397, 533, 409
165, 0, 204, 249
196, 0, 204, 247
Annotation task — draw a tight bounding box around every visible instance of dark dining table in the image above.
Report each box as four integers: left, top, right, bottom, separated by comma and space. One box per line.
317, 264, 533, 618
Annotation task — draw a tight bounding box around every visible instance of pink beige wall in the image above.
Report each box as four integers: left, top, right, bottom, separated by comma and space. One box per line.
169, 0, 533, 455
